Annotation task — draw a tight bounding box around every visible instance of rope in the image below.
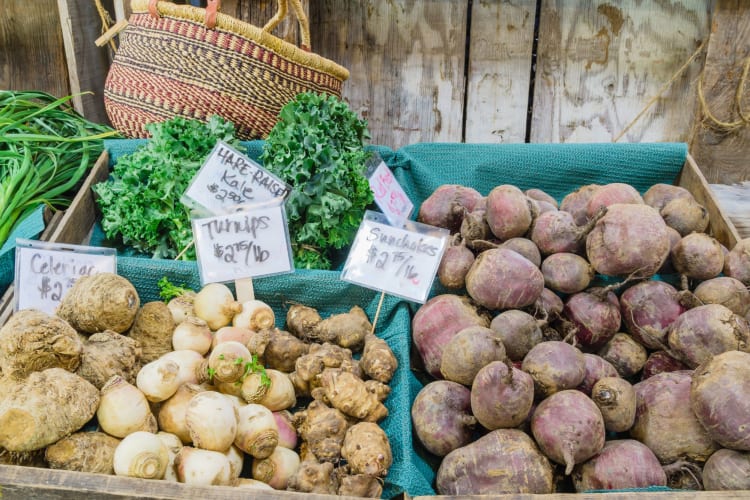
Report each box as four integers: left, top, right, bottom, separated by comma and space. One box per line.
697, 56, 750, 133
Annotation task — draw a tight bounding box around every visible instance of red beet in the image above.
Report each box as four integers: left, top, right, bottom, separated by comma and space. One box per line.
586, 204, 670, 278
667, 303, 750, 369
471, 360, 534, 430
597, 333, 648, 379
620, 280, 686, 350
631, 371, 719, 464
521, 341, 586, 399
529, 287, 565, 321
411, 380, 477, 457
586, 182, 644, 218
640, 351, 688, 381
643, 183, 693, 211
500, 238, 541, 267
530, 210, 590, 255
672, 232, 724, 280
437, 238, 475, 289
560, 184, 600, 225
460, 206, 491, 247
440, 326, 506, 386
485, 184, 533, 241
691, 350, 750, 450
418, 184, 483, 233
693, 276, 750, 317
412, 294, 491, 379
660, 196, 709, 236
577, 353, 619, 396
490, 309, 544, 361
702, 449, 750, 490
531, 389, 606, 475
658, 225, 683, 274
723, 238, 750, 286
572, 439, 667, 492
591, 376, 637, 432
525, 188, 558, 209
465, 248, 544, 311
541, 253, 594, 294
562, 289, 621, 350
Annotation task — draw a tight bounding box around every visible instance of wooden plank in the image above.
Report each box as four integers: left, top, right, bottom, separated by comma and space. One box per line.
688, 0, 750, 184
0, 0, 70, 97
56, 0, 116, 124
310, 0, 468, 149
531, 0, 711, 143
415, 492, 750, 500
464, 0, 537, 143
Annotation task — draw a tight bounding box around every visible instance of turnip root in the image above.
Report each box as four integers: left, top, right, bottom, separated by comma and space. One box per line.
620, 280, 686, 350
192, 282, 242, 331
661, 196, 709, 236
203, 340, 252, 384
316, 368, 388, 422
471, 360, 534, 430
223, 444, 244, 482
577, 353, 619, 396
160, 349, 204, 387
411, 380, 476, 457
530, 209, 598, 255
522, 341, 586, 399
186, 391, 238, 452
0, 309, 82, 379
465, 248, 544, 310
438, 236, 475, 289
252, 446, 301, 489
526, 188, 558, 208
436, 428, 554, 494
500, 238, 541, 267
560, 184, 600, 225
76, 330, 141, 389
586, 182, 644, 218
417, 184, 483, 233
0, 368, 99, 452
597, 333, 648, 378
412, 294, 490, 379
641, 350, 687, 380
211, 325, 255, 349
232, 299, 275, 332
586, 203, 670, 278
56, 273, 140, 334
235, 403, 279, 459
561, 289, 621, 350
287, 460, 337, 494
643, 183, 693, 211
136, 357, 181, 403
667, 303, 750, 368
360, 333, 398, 384
167, 292, 195, 325
440, 326, 506, 385
485, 184, 533, 240
157, 431, 182, 482
724, 238, 750, 285
113, 431, 169, 480
531, 389, 606, 474
691, 350, 750, 450
702, 449, 750, 490
631, 371, 719, 464
294, 400, 350, 462
174, 446, 233, 485
672, 232, 724, 280
263, 328, 310, 373
241, 369, 296, 411
172, 317, 212, 355
97, 374, 157, 438
341, 422, 392, 477
128, 301, 175, 364
45, 431, 120, 474
694, 276, 750, 317
572, 439, 667, 492
591, 376, 636, 432
541, 252, 594, 294
158, 383, 205, 444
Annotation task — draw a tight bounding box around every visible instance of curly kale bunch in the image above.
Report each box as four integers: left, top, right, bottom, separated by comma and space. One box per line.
261, 92, 373, 269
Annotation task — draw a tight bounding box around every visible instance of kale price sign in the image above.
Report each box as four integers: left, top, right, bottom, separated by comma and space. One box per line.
14, 239, 116, 314
341, 211, 449, 303
192, 201, 293, 285
182, 141, 290, 215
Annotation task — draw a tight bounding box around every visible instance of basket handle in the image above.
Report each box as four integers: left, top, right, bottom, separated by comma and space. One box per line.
147, 0, 311, 51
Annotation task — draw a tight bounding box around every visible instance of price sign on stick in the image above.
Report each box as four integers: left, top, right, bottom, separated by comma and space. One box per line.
182, 141, 290, 215
192, 202, 293, 285
14, 239, 116, 314
341, 211, 449, 303
365, 153, 413, 228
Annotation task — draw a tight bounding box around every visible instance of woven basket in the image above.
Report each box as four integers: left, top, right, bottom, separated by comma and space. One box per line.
103, 0, 350, 140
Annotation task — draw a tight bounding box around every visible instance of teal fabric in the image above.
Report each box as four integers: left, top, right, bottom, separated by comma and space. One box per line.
100, 139, 690, 496
0, 204, 47, 293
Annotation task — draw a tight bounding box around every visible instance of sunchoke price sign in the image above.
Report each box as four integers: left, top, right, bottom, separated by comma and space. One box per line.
365, 153, 413, 228
192, 202, 293, 284
182, 141, 290, 215
341, 211, 449, 303
14, 239, 116, 314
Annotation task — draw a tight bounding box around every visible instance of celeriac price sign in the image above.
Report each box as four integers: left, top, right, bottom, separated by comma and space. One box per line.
14, 239, 116, 314
341, 211, 449, 303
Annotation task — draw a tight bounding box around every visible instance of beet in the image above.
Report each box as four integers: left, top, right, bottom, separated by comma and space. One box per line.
702, 449, 750, 490
691, 350, 750, 450
530, 210, 590, 255
562, 289, 621, 350
620, 280, 686, 350
723, 238, 750, 286
471, 360, 534, 430
597, 333, 648, 379
531, 389, 606, 475
631, 371, 719, 464
667, 303, 750, 369
577, 353, 619, 396
541, 253, 594, 294
660, 196, 709, 236
485, 185, 533, 241
560, 184, 600, 225
572, 439, 667, 492
641, 351, 688, 380
671, 232, 724, 280
465, 248, 544, 311
586, 203, 670, 278
490, 309, 544, 361
437, 238, 475, 289
693, 276, 750, 317
586, 182, 644, 218
658, 225, 683, 274
412, 294, 491, 379
525, 188, 558, 208
500, 238, 541, 267
418, 184, 483, 232
530, 288, 564, 321
436, 428, 554, 494
521, 341, 586, 399
460, 206, 491, 247
643, 183, 693, 211
440, 326, 506, 386
591, 376, 636, 432
411, 380, 476, 457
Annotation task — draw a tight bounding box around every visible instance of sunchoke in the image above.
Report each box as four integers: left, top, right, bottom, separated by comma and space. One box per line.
317, 368, 388, 422
294, 400, 350, 463
360, 334, 398, 384
263, 328, 310, 373
341, 422, 392, 477
287, 460, 338, 494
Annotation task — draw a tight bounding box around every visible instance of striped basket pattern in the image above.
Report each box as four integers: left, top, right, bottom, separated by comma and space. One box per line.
104, 0, 349, 140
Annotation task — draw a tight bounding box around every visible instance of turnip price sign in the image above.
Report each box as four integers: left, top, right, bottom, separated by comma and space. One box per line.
192, 202, 293, 284
14, 239, 116, 314
182, 141, 290, 215
341, 211, 449, 303
365, 153, 413, 228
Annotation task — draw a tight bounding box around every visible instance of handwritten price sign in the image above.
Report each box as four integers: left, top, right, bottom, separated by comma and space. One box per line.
341, 211, 448, 303
366, 155, 413, 228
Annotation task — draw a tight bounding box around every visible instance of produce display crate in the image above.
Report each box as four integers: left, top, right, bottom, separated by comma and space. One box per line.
0, 141, 745, 499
